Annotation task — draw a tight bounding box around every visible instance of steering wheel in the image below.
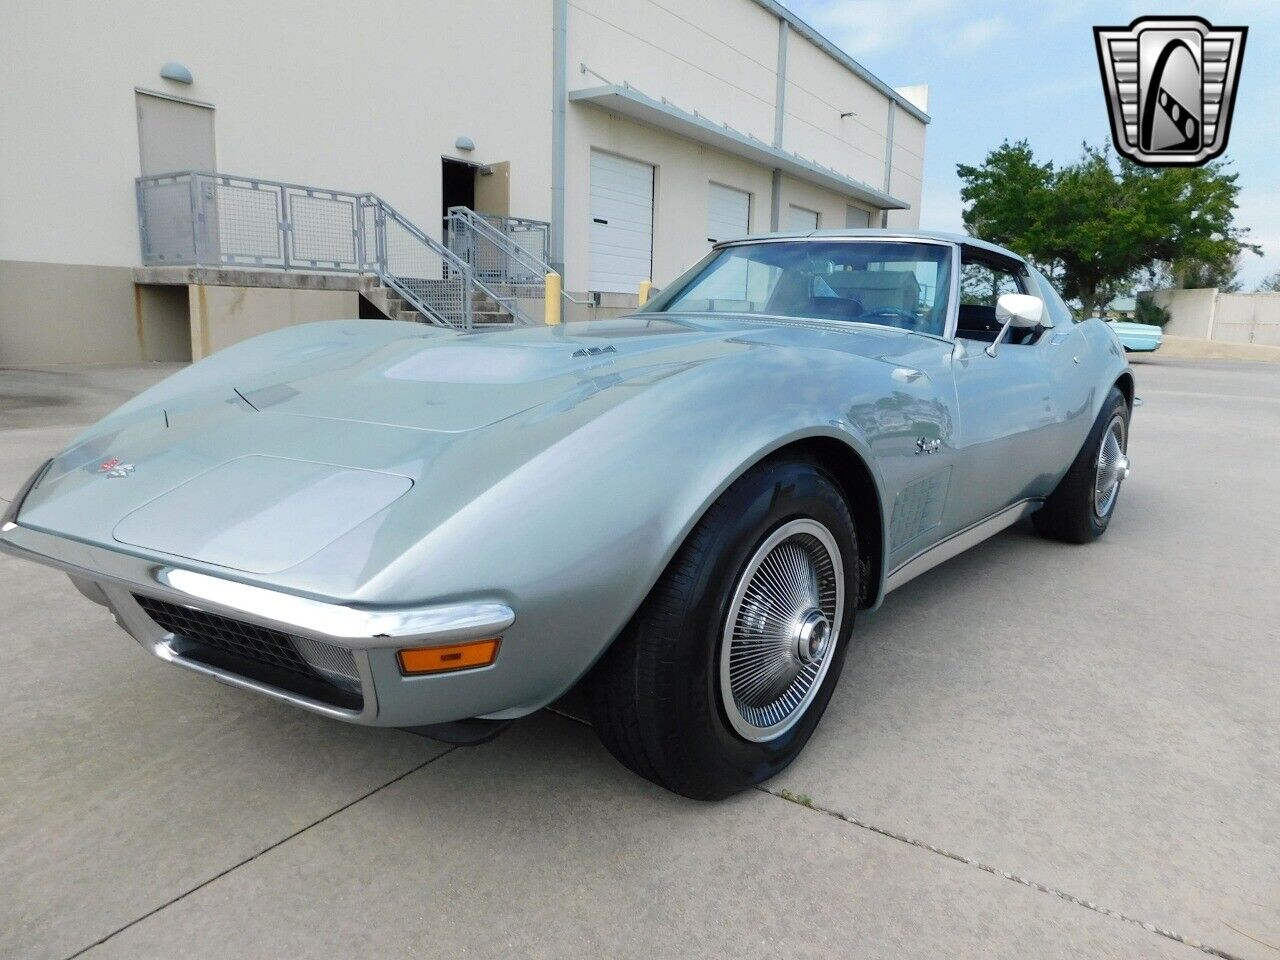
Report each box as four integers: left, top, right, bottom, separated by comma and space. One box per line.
858, 307, 922, 332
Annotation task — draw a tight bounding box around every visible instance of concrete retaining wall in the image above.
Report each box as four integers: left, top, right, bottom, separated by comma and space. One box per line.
0, 260, 190, 365
188, 286, 359, 360
1150, 287, 1280, 347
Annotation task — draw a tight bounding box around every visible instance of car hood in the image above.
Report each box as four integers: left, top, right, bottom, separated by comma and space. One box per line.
224, 316, 741, 432
16, 314, 914, 590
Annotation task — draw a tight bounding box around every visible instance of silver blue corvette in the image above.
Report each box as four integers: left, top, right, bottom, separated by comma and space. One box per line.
1, 231, 1134, 798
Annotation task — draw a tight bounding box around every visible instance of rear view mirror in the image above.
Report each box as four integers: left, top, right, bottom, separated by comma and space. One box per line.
987, 293, 1046, 357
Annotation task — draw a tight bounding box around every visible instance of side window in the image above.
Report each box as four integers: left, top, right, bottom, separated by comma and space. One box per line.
956, 253, 1030, 342
1033, 269, 1076, 326
960, 259, 1024, 305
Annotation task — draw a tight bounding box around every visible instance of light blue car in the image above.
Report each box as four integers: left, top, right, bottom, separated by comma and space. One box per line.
1, 231, 1135, 798
1108, 320, 1163, 353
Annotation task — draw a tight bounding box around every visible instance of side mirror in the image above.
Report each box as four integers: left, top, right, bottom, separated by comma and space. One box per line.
986, 293, 1046, 357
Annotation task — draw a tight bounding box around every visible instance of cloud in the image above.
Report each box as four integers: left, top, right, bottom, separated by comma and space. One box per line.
1233, 189, 1280, 289
918, 185, 966, 234
954, 16, 1010, 51
785, 0, 960, 57
785, 0, 1010, 58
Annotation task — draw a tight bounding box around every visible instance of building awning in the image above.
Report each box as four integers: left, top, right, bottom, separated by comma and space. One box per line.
568, 84, 910, 212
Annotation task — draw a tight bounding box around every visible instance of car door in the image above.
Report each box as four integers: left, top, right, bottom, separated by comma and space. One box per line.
946, 249, 1065, 533
864, 332, 961, 577
1031, 268, 1099, 468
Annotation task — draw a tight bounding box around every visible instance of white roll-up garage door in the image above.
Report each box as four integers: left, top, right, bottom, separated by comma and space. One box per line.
788, 204, 820, 231
589, 150, 654, 293
707, 183, 750, 245
845, 204, 872, 228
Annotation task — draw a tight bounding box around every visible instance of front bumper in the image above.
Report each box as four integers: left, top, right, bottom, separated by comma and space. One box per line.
0, 517, 517, 727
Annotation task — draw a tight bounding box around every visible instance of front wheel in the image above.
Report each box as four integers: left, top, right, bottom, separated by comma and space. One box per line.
587, 456, 857, 799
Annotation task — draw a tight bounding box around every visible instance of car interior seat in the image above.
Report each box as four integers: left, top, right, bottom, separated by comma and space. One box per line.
824, 270, 920, 314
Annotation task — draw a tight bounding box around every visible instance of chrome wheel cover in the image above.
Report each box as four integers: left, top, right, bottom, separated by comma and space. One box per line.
1094, 415, 1130, 518
719, 518, 844, 743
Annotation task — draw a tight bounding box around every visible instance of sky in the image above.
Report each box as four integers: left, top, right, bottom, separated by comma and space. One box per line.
783, 0, 1279, 290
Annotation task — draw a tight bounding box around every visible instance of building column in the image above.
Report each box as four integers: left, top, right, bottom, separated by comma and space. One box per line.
770, 16, 789, 231
881, 100, 896, 227
770, 169, 783, 232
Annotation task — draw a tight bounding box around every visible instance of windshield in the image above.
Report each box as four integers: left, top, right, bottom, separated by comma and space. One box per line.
644, 239, 953, 336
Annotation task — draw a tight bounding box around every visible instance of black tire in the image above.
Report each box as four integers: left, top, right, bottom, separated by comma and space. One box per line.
587, 456, 858, 800
1032, 386, 1130, 544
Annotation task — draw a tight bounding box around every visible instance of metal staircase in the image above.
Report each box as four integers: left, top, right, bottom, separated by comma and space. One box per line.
446, 206, 554, 326
136, 171, 552, 330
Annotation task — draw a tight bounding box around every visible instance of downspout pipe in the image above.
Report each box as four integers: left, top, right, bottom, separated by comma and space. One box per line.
551, 0, 567, 274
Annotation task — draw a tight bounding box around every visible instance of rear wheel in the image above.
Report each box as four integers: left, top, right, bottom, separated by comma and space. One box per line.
587, 456, 857, 800
1033, 386, 1130, 543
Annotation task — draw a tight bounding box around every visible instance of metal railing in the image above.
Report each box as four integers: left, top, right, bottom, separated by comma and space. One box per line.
364, 196, 475, 329
443, 206, 614, 324
447, 207, 550, 283
446, 206, 554, 325
136, 171, 530, 330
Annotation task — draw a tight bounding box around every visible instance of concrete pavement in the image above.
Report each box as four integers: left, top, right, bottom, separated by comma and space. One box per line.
1, 356, 1276, 959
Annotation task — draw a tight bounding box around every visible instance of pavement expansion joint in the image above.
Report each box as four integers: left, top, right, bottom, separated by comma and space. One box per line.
60, 747, 458, 960
759, 786, 1246, 960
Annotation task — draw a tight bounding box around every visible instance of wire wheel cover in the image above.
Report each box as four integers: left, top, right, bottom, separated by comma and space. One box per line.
719, 519, 844, 742
1094, 415, 1128, 518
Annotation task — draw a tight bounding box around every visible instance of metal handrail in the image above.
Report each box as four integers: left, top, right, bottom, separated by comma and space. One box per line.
446, 207, 603, 316
448, 206, 549, 282
360, 195, 473, 329
136, 171, 536, 330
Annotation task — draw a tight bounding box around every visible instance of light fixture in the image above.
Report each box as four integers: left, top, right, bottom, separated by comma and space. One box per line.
398, 638, 501, 675
160, 62, 194, 84
455, 135, 476, 152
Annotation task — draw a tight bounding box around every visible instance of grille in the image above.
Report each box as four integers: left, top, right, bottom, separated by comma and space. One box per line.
134, 595, 362, 711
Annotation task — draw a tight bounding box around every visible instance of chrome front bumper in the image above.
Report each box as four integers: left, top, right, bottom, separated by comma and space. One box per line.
0, 519, 516, 727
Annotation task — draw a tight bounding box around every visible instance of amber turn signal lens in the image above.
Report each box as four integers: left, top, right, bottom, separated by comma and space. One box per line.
397, 638, 500, 675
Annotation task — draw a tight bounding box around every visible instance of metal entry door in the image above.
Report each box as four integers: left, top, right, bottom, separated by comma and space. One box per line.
136, 92, 216, 176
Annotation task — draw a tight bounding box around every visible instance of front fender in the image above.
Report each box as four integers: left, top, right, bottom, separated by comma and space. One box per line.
347, 347, 888, 718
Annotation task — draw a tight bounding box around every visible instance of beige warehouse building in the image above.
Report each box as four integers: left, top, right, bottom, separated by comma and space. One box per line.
0, 0, 929, 364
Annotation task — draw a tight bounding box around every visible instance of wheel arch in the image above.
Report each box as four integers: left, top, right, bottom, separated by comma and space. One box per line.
762, 436, 885, 610
1114, 369, 1135, 410
567, 428, 889, 707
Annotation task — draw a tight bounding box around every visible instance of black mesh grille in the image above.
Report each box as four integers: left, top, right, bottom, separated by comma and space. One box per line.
133, 595, 362, 711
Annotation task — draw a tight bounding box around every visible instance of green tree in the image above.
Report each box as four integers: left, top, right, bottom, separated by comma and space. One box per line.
1258, 271, 1280, 293
957, 141, 1257, 317
1134, 296, 1171, 328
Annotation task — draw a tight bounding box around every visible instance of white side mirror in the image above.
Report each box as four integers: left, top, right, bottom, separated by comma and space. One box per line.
996, 293, 1046, 328
987, 293, 1046, 357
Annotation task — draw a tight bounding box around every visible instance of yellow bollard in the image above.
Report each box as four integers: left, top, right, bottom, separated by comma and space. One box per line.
545, 271, 562, 325
637, 279, 653, 306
